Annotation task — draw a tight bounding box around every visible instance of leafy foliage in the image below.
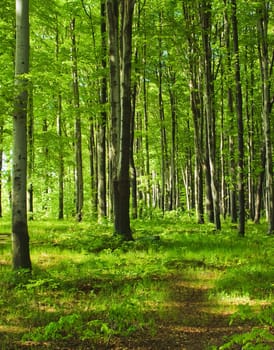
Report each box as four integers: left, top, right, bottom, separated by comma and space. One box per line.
0, 217, 273, 348
218, 304, 274, 350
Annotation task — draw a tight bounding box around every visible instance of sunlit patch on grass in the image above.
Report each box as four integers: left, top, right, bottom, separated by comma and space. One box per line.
0, 325, 28, 334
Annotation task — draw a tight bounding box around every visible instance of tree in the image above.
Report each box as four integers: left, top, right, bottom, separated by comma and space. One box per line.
107, 0, 135, 240
97, 0, 107, 219
231, 0, 245, 236
257, 0, 274, 234
71, 17, 84, 222
200, 0, 221, 230
0, 119, 3, 218
12, 0, 31, 270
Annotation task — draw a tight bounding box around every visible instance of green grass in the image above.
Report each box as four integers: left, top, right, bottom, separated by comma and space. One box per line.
0, 215, 273, 349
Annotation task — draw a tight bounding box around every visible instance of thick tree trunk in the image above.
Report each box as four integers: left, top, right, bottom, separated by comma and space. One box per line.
107, 0, 135, 240
12, 0, 31, 270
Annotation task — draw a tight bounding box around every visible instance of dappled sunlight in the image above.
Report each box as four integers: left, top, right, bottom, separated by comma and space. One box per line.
0, 324, 27, 336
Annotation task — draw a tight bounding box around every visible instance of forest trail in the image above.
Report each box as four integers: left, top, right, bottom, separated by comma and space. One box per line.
109, 273, 247, 350
0, 270, 261, 350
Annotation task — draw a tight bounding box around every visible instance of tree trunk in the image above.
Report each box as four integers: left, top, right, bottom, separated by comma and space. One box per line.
168, 71, 177, 211
183, 2, 204, 223
231, 0, 245, 236
57, 93, 64, 220
257, 1, 274, 234
143, 40, 152, 216
55, 18, 64, 220
12, 0, 31, 270
254, 146, 266, 224
107, 0, 135, 240
0, 120, 3, 218
224, 0, 237, 223
201, 0, 221, 230
158, 12, 168, 214
27, 83, 34, 220
71, 18, 84, 222
97, 0, 107, 219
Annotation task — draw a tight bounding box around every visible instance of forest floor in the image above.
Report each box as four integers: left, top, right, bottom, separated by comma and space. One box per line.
0, 217, 273, 350
1, 274, 250, 350
2, 271, 271, 350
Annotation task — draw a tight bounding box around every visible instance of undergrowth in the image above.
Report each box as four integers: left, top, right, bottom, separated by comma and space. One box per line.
0, 215, 273, 348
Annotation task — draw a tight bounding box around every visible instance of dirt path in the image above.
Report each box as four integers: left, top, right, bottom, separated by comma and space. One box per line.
109, 274, 246, 350
3, 273, 253, 350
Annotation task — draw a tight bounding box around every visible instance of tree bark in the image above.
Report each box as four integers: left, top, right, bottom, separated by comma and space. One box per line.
12, 0, 31, 270
257, 1, 274, 234
107, 0, 135, 240
0, 121, 3, 218
97, 0, 107, 219
71, 18, 84, 222
55, 17, 64, 220
231, 0, 245, 236
27, 83, 34, 220
201, 0, 221, 230
224, 0, 237, 222
183, 0, 205, 224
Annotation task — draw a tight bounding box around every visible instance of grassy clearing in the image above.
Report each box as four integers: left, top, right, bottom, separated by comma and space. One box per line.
0, 214, 273, 349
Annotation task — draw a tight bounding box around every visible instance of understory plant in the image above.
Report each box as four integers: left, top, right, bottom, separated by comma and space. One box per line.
218, 304, 274, 350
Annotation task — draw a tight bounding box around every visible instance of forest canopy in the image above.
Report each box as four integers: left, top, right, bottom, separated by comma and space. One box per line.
0, 0, 273, 239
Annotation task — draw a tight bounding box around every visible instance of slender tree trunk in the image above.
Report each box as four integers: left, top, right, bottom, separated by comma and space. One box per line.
12, 0, 31, 270
220, 80, 226, 218
55, 18, 64, 220
0, 121, 3, 218
183, 2, 204, 223
231, 0, 245, 236
143, 40, 152, 216
27, 83, 34, 220
254, 146, 266, 224
168, 71, 177, 211
90, 121, 98, 216
201, 0, 221, 230
158, 13, 167, 214
107, 0, 120, 210
224, 0, 237, 223
57, 93, 64, 220
130, 53, 139, 219
97, 0, 107, 219
257, 1, 274, 234
246, 58, 255, 221
71, 18, 83, 222
42, 119, 49, 212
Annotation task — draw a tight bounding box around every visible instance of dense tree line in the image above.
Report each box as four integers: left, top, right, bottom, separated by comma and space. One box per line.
0, 0, 273, 268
